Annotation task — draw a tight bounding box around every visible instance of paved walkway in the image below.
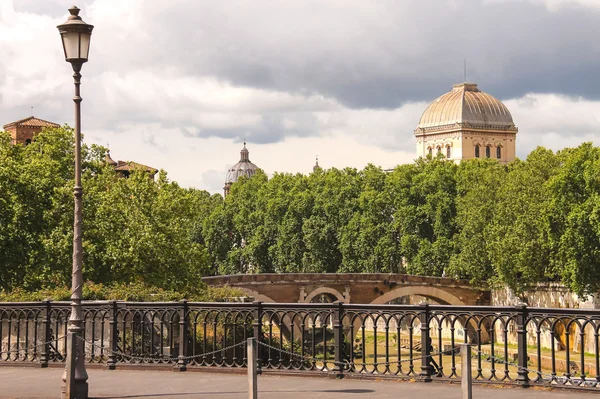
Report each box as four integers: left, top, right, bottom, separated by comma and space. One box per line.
0, 367, 595, 399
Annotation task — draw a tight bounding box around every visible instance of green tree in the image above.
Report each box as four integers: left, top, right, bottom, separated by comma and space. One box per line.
339, 164, 398, 273
389, 158, 458, 276
547, 143, 600, 296
0, 126, 214, 292
448, 159, 505, 282
302, 168, 362, 272
487, 148, 560, 293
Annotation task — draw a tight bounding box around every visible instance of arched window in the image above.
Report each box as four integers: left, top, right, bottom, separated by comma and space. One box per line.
437, 146, 442, 155
446, 146, 451, 158
485, 146, 491, 158
25, 139, 32, 145
496, 146, 501, 159
428, 148, 432, 157
475, 145, 480, 158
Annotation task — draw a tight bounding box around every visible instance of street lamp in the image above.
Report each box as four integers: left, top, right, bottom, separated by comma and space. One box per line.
57, 6, 93, 399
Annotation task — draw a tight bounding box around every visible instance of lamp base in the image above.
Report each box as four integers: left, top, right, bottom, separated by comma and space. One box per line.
61, 330, 89, 399
61, 381, 88, 399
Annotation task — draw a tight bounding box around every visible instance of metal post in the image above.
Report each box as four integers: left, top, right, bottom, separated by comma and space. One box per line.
332, 301, 344, 378
247, 337, 258, 399
61, 66, 89, 399
106, 301, 118, 370
515, 303, 529, 387
252, 301, 263, 374
177, 300, 188, 371
419, 303, 432, 382
460, 343, 472, 399
40, 300, 51, 368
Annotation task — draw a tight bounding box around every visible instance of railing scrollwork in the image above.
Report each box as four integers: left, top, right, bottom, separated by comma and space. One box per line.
2, 301, 600, 390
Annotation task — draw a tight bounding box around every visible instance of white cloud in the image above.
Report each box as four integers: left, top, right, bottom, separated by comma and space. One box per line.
84, 91, 600, 194
506, 93, 600, 157
87, 126, 416, 194
531, 0, 600, 11
485, 0, 600, 10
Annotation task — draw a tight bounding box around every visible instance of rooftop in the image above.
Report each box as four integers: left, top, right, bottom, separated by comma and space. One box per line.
3, 116, 60, 130
415, 83, 517, 133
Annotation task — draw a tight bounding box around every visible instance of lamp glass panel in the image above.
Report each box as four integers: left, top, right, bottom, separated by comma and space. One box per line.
80, 32, 91, 59
61, 31, 81, 59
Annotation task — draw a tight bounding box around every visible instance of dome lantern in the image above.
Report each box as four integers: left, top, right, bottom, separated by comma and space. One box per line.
224, 142, 260, 196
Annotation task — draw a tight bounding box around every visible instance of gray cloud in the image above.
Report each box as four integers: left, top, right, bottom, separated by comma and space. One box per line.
131, 0, 600, 108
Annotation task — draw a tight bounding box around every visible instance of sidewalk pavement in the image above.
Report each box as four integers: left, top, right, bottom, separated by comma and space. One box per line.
0, 367, 594, 399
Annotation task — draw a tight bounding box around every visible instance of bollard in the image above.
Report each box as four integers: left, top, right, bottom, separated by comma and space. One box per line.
248, 338, 258, 399
460, 343, 472, 399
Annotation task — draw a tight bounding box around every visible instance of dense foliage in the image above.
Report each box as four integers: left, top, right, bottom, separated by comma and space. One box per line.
0, 281, 242, 302
3, 126, 600, 299
204, 145, 600, 297
0, 127, 221, 295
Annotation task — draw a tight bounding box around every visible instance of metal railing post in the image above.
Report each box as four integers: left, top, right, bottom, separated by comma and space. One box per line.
40, 300, 51, 368
515, 303, 529, 386
460, 343, 472, 399
332, 301, 344, 378
419, 303, 432, 382
247, 337, 258, 399
106, 301, 118, 370
177, 300, 188, 371
252, 301, 263, 374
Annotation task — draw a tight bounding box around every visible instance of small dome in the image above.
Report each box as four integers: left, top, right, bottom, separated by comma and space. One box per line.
417, 83, 516, 131
225, 142, 259, 184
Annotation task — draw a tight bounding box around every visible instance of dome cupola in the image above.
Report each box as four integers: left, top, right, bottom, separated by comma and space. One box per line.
224, 142, 260, 196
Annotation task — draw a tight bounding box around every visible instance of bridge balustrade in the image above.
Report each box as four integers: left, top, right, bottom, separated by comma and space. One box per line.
1, 301, 599, 391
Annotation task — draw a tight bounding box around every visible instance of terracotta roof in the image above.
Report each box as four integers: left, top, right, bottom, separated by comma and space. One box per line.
3, 116, 60, 130
415, 83, 517, 132
114, 160, 158, 174
105, 152, 118, 166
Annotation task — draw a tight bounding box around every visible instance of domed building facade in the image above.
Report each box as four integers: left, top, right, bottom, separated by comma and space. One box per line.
224, 142, 260, 196
414, 83, 518, 164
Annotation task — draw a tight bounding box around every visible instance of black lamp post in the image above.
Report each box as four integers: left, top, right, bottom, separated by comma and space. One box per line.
57, 6, 94, 399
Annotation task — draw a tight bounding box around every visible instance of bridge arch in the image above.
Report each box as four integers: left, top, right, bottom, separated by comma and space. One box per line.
237, 288, 275, 303
303, 287, 345, 303
370, 286, 465, 306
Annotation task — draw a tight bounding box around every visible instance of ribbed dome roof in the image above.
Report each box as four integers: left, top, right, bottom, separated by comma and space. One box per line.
225, 143, 259, 184
417, 83, 516, 131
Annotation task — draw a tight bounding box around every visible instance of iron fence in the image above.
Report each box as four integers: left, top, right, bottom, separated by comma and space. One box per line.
2, 301, 600, 390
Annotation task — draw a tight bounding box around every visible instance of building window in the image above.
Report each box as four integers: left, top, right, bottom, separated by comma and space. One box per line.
428, 148, 432, 157
485, 146, 491, 158
496, 146, 501, 159
475, 145, 480, 158
446, 146, 451, 158
25, 139, 32, 145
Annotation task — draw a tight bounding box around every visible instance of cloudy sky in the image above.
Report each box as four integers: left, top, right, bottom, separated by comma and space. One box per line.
1, 0, 599, 193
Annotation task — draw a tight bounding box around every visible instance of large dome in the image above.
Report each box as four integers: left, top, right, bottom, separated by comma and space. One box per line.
416, 83, 516, 131
225, 143, 259, 184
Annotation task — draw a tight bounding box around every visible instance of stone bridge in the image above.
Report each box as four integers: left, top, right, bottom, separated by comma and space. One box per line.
202, 273, 490, 305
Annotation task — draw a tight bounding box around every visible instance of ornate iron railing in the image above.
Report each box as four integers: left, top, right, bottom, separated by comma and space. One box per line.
2, 301, 600, 390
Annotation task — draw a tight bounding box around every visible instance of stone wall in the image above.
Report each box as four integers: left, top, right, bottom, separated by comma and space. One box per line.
491, 283, 599, 309
492, 284, 599, 354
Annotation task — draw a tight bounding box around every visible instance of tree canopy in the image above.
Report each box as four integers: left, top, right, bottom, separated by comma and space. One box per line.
3, 126, 600, 298
204, 144, 600, 297
0, 126, 220, 293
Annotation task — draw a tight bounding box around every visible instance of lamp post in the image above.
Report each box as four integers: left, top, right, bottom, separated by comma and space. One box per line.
57, 6, 94, 399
